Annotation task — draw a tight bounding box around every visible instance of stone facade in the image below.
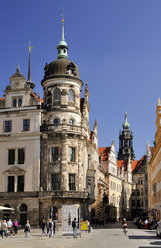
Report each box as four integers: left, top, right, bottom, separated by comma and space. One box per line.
0, 20, 98, 228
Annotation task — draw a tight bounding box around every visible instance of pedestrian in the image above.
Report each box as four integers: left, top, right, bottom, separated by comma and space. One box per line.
72, 218, 77, 238
13, 219, 19, 234
41, 219, 47, 236
46, 219, 49, 234
122, 218, 128, 235
144, 219, 148, 229
1, 220, 7, 238
48, 219, 53, 238
53, 220, 56, 234
0, 219, 2, 236
24, 220, 30, 238
7, 219, 13, 232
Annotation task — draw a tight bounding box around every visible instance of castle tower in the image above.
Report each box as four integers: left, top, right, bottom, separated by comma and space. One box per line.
40, 15, 94, 225
118, 112, 135, 160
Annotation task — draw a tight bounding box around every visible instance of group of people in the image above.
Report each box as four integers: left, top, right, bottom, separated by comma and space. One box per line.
0, 219, 19, 238
41, 219, 56, 238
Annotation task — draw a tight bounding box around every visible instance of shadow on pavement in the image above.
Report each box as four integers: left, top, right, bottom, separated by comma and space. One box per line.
150, 241, 161, 245
139, 247, 161, 248
128, 235, 157, 240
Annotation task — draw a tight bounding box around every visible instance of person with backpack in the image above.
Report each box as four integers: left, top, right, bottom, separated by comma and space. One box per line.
24, 220, 30, 238
48, 219, 53, 238
72, 218, 77, 238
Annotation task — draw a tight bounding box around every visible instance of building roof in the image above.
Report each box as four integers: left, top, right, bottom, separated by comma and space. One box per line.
117, 160, 128, 170
31, 92, 44, 103
99, 147, 111, 161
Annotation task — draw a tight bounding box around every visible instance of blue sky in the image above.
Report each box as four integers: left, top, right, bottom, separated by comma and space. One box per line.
0, 0, 161, 159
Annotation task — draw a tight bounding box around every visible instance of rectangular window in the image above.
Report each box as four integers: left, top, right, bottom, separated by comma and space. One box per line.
23, 119, 30, 131
69, 147, 75, 162
5, 121, 12, 132
8, 149, 15, 165
17, 175, 24, 192
18, 149, 25, 164
51, 147, 59, 162
8, 176, 14, 192
18, 98, 22, 107
13, 99, 17, 107
51, 174, 60, 190
69, 174, 75, 190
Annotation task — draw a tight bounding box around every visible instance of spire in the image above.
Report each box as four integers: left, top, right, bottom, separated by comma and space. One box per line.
26, 42, 35, 89
57, 9, 68, 59
122, 112, 130, 129
85, 80, 89, 101
16, 65, 20, 72
158, 98, 161, 105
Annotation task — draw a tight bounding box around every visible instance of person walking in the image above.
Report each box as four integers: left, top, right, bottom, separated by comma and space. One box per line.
41, 219, 47, 236
1, 220, 7, 238
72, 218, 77, 238
24, 220, 30, 238
53, 220, 56, 234
48, 219, 53, 238
13, 219, 19, 234
122, 218, 128, 235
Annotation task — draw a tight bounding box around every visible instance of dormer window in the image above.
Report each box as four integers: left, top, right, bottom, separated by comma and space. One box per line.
12, 97, 22, 107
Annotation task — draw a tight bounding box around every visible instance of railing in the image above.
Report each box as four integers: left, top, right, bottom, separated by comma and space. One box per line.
39, 190, 89, 199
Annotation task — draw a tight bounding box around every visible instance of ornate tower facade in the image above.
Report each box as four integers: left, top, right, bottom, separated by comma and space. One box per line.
40, 17, 98, 226
118, 112, 135, 161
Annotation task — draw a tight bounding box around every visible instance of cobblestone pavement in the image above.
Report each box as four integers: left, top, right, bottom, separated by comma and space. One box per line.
0, 222, 161, 248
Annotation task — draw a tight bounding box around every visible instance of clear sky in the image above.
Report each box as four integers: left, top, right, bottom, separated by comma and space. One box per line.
0, 0, 161, 159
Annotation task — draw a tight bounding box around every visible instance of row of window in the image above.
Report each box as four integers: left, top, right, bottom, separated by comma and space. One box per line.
4, 119, 30, 133
7, 173, 75, 192
51, 147, 75, 163
52, 88, 75, 102
8, 148, 25, 165
8, 175, 24, 192
7, 147, 75, 165
12, 97, 22, 108
53, 118, 74, 125
51, 173, 75, 190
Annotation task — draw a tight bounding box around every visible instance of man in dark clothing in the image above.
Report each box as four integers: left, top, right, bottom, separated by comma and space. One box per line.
72, 218, 77, 238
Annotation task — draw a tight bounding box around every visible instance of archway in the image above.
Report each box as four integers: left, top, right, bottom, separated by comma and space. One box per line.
20, 204, 27, 226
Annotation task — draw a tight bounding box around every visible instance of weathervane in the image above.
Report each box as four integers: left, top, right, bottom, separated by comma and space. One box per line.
60, 8, 65, 22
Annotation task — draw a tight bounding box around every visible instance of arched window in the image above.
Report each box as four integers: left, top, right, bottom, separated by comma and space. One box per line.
20, 204, 27, 212
53, 118, 60, 125
68, 89, 75, 101
53, 88, 61, 101
69, 119, 74, 125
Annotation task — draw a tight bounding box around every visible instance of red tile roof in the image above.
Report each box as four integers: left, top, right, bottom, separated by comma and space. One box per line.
117, 160, 128, 170
99, 147, 111, 161
31, 92, 44, 103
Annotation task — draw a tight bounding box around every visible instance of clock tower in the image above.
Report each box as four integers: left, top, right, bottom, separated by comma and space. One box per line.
118, 112, 135, 161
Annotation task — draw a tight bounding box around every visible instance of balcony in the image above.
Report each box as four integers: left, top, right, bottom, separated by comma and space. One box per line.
39, 190, 89, 199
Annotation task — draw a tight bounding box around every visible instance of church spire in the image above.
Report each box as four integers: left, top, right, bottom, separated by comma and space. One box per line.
26, 42, 35, 89
122, 112, 130, 129
57, 9, 68, 59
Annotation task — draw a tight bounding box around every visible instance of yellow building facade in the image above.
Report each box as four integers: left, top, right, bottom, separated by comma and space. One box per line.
148, 99, 161, 220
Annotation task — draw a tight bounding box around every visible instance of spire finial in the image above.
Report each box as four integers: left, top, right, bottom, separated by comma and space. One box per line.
122, 112, 130, 129
26, 42, 35, 89
16, 65, 20, 72
57, 9, 68, 59
28, 41, 34, 54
